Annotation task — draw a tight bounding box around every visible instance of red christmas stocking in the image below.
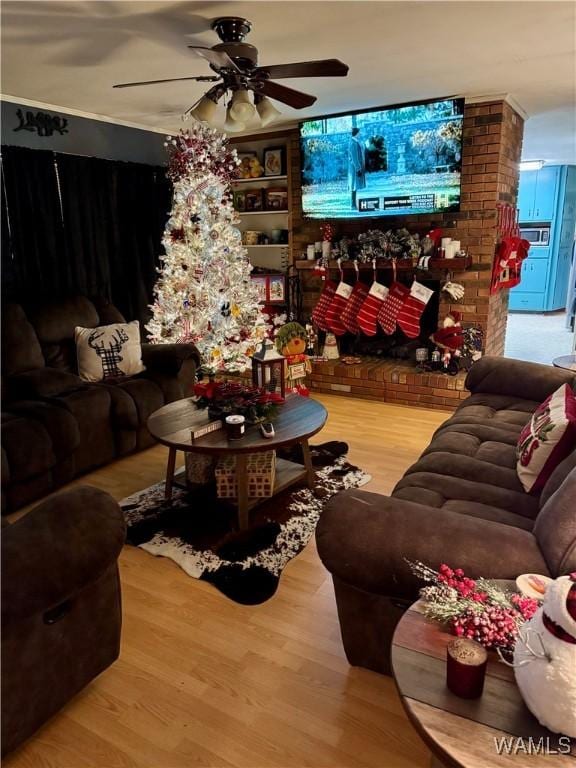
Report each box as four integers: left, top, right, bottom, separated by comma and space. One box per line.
357, 281, 389, 336
341, 281, 369, 334
326, 281, 353, 336
377, 282, 410, 334
397, 281, 435, 338
311, 280, 337, 331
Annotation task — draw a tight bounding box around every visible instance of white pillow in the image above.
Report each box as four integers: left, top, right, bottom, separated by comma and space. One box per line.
75, 321, 145, 382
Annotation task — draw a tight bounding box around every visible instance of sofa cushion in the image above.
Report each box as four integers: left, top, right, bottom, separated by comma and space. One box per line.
28, 296, 99, 345
1, 304, 45, 376
516, 384, 576, 494
394, 399, 543, 525
75, 321, 145, 382
540, 452, 576, 508
533, 469, 576, 575
7, 400, 80, 461
465, 356, 576, 402
7, 368, 84, 399
116, 378, 164, 426
446, 393, 539, 431
1, 411, 56, 482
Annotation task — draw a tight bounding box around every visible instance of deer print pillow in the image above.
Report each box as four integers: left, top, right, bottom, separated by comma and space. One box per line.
75, 321, 145, 382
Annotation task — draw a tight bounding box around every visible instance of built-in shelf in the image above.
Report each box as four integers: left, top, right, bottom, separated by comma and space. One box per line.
237, 210, 289, 216
294, 256, 472, 271
232, 175, 287, 185
245, 244, 289, 249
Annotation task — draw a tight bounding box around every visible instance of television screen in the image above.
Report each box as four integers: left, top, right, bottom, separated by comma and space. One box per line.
300, 97, 464, 219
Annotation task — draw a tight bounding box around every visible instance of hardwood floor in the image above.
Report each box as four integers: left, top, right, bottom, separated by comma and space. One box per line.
5, 395, 449, 768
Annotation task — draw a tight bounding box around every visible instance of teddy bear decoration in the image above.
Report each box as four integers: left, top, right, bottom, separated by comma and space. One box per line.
238, 155, 264, 179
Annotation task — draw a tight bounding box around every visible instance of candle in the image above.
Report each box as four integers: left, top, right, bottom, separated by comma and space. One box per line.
225, 415, 245, 440
446, 638, 488, 699
307, 244, 315, 260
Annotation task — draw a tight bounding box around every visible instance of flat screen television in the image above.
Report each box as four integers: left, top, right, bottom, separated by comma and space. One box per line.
300, 97, 464, 219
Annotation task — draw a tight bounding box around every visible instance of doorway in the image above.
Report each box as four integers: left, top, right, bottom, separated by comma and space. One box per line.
504, 309, 574, 364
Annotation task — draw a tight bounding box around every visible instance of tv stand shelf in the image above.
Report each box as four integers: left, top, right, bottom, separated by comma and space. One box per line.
294, 256, 472, 272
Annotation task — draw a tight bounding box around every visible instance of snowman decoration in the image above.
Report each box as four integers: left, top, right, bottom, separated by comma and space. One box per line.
513, 574, 576, 737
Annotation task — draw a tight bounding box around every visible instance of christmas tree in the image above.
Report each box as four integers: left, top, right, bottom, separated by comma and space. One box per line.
146, 124, 268, 373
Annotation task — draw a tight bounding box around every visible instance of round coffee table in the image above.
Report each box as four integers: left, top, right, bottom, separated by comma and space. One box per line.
391, 601, 575, 767
552, 354, 576, 372
147, 394, 327, 530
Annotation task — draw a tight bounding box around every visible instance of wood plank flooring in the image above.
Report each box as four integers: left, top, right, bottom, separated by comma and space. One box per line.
5, 395, 448, 768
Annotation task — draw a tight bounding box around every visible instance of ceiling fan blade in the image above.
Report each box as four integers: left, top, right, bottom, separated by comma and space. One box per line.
188, 45, 240, 72
254, 80, 317, 109
254, 59, 349, 80
113, 75, 219, 89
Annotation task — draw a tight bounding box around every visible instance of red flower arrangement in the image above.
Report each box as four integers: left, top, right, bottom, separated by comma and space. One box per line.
409, 561, 539, 651
193, 380, 284, 423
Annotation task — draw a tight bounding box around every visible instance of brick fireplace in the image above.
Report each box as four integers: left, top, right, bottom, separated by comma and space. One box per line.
288, 99, 524, 409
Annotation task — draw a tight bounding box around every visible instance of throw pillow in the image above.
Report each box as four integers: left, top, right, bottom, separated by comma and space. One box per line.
75, 321, 145, 382
516, 384, 576, 494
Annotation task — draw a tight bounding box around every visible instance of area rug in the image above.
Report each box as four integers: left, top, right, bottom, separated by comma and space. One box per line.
121, 442, 370, 605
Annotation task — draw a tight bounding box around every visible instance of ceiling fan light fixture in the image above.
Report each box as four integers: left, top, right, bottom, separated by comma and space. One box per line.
229, 89, 256, 122
255, 95, 282, 127
224, 104, 246, 133
189, 93, 219, 123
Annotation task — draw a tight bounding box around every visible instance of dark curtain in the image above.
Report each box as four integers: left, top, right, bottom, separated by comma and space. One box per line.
1, 145, 170, 324
1, 146, 66, 301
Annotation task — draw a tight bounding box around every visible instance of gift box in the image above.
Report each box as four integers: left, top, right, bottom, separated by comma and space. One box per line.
185, 453, 217, 486
215, 451, 276, 499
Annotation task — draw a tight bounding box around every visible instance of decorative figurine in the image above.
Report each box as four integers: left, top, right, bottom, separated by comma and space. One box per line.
430, 311, 464, 375
275, 322, 312, 396
513, 574, 576, 738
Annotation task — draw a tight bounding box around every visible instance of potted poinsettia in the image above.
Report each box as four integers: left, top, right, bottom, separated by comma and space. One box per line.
193, 380, 283, 424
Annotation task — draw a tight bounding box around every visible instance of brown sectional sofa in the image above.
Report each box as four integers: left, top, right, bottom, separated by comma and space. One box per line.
1, 296, 199, 511
1, 486, 126, 756
316, 356, 576, 675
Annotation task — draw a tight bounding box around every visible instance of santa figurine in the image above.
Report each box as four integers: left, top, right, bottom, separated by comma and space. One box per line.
430, 311, 464, 375
275, 322, 312, 396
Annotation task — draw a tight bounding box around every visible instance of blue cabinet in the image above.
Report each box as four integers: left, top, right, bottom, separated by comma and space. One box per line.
517, 171, 537, 222
517, 166, 560, 222
510, 165, 576, 312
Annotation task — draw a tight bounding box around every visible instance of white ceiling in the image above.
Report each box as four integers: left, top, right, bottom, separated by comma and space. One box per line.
1, 1, 575, 163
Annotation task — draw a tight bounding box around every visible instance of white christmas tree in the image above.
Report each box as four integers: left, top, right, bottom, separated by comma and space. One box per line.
146, 124, 268, 373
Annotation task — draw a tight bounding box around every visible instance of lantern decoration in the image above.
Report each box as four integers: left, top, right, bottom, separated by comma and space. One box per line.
252, 339, 286, 398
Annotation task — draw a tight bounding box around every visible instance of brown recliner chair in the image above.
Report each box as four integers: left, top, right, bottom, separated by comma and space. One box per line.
1, 486, 126, 755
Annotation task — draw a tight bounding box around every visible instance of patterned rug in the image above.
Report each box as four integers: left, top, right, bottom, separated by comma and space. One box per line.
121, 442, 370, 605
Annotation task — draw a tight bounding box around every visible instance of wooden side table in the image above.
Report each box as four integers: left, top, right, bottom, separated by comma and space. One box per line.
391, 602, 576, 767
147, 394, 327, 530
552, 354, 576, 372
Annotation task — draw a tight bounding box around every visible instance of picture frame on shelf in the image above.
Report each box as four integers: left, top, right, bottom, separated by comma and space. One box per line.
264, 187, 288, 211
268, 275, 286, 304
233, 190, 246, 212
251, 276, 268, 303
245, 189, 263, 212
263, 147, 285, 177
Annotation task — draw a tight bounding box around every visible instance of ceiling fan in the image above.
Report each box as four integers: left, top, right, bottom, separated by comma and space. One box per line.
113, 16, 349, 130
